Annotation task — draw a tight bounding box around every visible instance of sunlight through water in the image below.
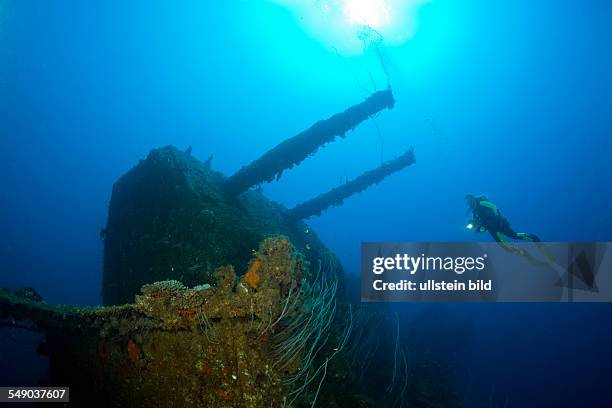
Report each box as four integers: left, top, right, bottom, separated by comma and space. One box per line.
270, 0, 432, 54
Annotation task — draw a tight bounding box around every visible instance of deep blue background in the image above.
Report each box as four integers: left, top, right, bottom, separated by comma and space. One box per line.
1, 1, 611, 405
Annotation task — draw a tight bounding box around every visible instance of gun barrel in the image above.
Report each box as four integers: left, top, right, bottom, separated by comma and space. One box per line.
224, 89, 395, 195
287, 148, 416, 221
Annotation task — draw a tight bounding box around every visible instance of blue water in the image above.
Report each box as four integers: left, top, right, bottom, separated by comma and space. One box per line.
1, 1, 611, 405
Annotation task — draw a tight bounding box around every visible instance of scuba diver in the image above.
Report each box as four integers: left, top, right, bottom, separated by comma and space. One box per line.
465, 194, 552, 265
465, 194, 540, 243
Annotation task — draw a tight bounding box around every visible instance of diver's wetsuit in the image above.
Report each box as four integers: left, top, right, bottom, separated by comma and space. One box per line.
471, 199, 541, 243
467, 196, 552, 265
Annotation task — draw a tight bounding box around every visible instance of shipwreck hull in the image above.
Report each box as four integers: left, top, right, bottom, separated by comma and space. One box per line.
0, 90, 465, 407
101, 146, 338, 306
102, 90, 406, 306
0, 237, 460, 407
1, 238, 349, 407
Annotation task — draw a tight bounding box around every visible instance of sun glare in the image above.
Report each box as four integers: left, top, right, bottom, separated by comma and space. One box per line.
343, 0, 392, 28
269, 0, 431, 54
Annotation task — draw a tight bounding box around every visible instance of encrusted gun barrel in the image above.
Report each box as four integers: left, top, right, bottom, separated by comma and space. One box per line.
287, 147, 416, 221
224, 89, 396, 195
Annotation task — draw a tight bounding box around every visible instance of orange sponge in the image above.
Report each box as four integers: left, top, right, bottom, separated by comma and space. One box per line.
244, 258, 262, 289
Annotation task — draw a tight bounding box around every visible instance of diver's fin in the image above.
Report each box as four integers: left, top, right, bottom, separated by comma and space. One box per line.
516, 233, 556, 264
536, 242, 556, 264
495, 232, 542, 265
